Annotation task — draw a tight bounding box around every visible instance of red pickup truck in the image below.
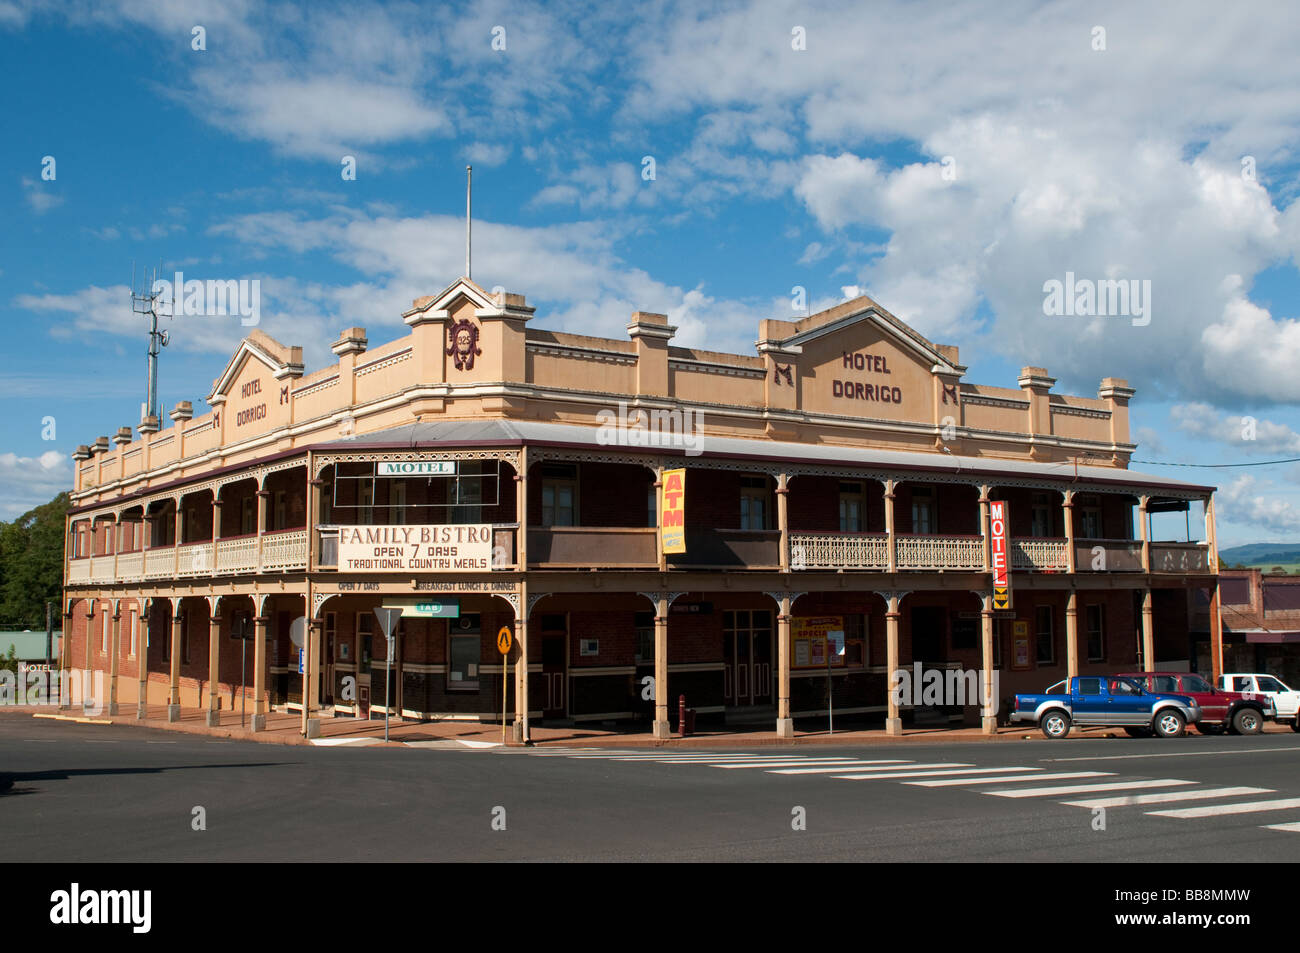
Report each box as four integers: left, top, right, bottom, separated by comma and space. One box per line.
1115, 671, 1272, 736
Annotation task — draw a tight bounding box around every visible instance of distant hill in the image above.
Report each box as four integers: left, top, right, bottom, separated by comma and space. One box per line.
1220, 543, 1300, 567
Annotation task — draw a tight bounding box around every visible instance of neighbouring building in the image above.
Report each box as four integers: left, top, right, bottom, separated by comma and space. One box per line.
61, 277, 1223, 739
1191, 569, 1300, 687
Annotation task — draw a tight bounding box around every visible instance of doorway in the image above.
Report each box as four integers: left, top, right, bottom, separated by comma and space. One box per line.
724, 609, 773, 706
910, 606, 946, 666
539, 614, 567, 720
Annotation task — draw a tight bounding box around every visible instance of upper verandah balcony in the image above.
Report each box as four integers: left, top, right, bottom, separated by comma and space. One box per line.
67, 418, 1216, 584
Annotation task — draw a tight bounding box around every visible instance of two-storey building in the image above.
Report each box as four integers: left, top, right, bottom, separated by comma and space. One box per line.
61, 277, 1223, 739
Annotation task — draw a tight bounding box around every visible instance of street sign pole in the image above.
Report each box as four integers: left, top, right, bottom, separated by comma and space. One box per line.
374, 608, 404, 744
240, 623, 247, 728
497, 627, 513, 744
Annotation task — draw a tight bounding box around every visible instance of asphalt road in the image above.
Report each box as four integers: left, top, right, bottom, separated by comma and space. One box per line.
4, 714, 1300, 862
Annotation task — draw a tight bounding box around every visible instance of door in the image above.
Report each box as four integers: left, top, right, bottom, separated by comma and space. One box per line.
1106, 676, 1149, 725
358, 685, 370, 719
724, 610, 772, 706
910, 607, 946, 667
540, 615, 567, 720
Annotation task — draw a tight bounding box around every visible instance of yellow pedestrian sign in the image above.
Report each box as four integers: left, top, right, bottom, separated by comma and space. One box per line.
497, 626, 513, 655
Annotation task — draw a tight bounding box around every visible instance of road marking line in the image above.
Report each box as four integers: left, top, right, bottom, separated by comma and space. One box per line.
456, 739, 502, 748
1147, 797, 1300, 818
907, 771, 1113, 787
1061, 786, 1275, 809
712, 760, 878, 769
830, 766, 1029, 780
718, 761, 910, 772
1041, 746, 1300, 763
986, 779, 1195, 798
602, 754, 817, 762
1261, 822, 1300, 832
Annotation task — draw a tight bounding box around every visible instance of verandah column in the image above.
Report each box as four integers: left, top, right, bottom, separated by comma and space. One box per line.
252, 603, 269, 731
776, 473, 790, 572
168, 606, 183, 721
59, 609, 72, 709
206, 597, 222, 727
1205, 493, 1224, 681
884, 591, 904, 736
84, 603, 95, 713
514, 449, 530, 744
108, 601, 121, 715
979, 592, 996, 734
1065, 590, 1079, 680
1062, 490, 1076, 574
136, 599, 150, 719
1141, 588, 1155, 672
653, 597, 670, 739
776, 595, 793, 739
884, 480, 898, 573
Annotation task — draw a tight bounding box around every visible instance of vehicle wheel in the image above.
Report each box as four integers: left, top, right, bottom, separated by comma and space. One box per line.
1291, 716, 1300, 733
1040, 709, 1071, 739
1153, 710, 1186, 738
1123, 727, 1152, 738
1196, 723, 1225, 735
1232, 708, 1263, 735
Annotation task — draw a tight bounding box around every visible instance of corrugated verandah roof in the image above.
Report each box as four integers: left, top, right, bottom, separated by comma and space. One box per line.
313, 419, 1214, 498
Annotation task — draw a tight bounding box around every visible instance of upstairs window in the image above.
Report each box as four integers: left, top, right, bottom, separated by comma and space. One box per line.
839, 481, 864, 532
541, 464, 578, 527
911, 486, 935, 535
740, 475, 770, 530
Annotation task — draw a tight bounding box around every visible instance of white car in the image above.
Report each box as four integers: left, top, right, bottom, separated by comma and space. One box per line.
1219, 673, 1300, 731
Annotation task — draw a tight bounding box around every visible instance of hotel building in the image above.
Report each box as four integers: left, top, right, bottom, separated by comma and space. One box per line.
61, 277, 1222, 739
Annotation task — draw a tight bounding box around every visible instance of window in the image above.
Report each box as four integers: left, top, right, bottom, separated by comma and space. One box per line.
541, 464, 578, 527
1108, 677, 1142, 696
1086, 604, 1105, 661
911, 486, 934, 534
1257, 676, 1288, 693
101, 610, 108, 654
1031, 493, 1053, 537
451, 462, 483, 525
1151, 675, 1179, 693
1034, 605, 1055, 665
182, 609, 191, 664
129, 611, 138, 658
634, 611, 654, 664
842, 613, 868, 667
274, 491, 287, 531
448, 614, 481, 691
391, 482, 408, 525
240, 497, 256, 535
647, 484, 657, 528
839, 482, 864, 532
1078, 677, 1102, 695
357, 613, 374, 674
1079, 495, 1102, 539
359, 480, 374, 525
740, 476, 769, 530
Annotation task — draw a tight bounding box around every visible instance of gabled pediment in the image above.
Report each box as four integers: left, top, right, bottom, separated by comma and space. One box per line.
403, 276, 535, 325
778, 297, 967, 377
208, 330, 304, 404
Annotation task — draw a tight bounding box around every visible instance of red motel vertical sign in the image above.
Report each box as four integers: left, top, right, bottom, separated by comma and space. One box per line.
989, 500, 1012, 610
660, 468, 686, 554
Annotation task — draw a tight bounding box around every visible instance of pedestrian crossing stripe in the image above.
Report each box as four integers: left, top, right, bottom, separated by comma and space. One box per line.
985, 779, 1195, 798
908, 771, 1112, 787
1060, 786, 1275, 809
831, 766, 1034, 780
1147, 797, 1300, 819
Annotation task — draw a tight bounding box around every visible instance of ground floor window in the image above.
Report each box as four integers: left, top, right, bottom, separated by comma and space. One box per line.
1035, 605, 1055, 665
634, 611, 653, 664
1086, 604, 1105, 661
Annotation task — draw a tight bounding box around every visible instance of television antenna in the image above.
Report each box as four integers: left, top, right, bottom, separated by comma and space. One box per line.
131, 261, 171, 424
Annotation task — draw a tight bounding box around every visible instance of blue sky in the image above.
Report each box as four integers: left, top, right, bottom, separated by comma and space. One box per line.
5, 0, 1300, 549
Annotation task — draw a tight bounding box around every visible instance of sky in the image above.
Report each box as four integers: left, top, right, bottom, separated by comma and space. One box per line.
4, 0, 1300, 549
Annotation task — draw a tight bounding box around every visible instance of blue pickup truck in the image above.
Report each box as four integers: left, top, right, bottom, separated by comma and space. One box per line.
1011, 675, 1201, 739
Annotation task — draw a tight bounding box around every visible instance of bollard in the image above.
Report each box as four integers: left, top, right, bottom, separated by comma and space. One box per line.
678, 694, 689, 737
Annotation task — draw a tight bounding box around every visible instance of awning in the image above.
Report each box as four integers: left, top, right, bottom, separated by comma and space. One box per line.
312, 418, 1214, 498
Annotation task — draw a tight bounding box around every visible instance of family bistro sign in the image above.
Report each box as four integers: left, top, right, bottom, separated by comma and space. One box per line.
338, 525, 495, 571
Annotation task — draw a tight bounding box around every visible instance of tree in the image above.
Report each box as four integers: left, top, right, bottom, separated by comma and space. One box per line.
0, 492, 70, 629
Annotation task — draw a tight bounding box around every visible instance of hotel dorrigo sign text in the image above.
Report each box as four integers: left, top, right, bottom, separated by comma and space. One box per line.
338, 525, 495, 572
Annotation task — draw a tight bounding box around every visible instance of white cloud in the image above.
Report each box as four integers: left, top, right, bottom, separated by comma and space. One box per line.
1218, 475, 1300, 536
1171, 402, 1300, 455
22, 176, 62, 214
0, 450, 70, 519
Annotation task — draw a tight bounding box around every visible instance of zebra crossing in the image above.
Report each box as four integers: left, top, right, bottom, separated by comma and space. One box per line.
521, 747, 1300, 833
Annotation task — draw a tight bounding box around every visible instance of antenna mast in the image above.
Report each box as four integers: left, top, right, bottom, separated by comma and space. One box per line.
466, 165, 472, 280
131, 262, 170, 424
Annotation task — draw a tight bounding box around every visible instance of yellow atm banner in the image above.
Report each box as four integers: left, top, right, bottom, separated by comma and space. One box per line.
660, 468, 686, 554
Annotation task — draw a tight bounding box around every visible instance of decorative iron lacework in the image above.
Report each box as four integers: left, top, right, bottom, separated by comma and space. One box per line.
355, 348, 413, 376
313, 447, 521, 478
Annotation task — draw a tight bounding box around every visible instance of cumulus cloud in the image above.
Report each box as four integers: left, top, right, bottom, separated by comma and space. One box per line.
1171, 402, 1300, 455
1218, 475, 1300, 537
0, 450, 70, 519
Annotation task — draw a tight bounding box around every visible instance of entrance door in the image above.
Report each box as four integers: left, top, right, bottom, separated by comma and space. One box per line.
910, 607, 946, 666
540, 614, 567, 720
724, 610, 773, 706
